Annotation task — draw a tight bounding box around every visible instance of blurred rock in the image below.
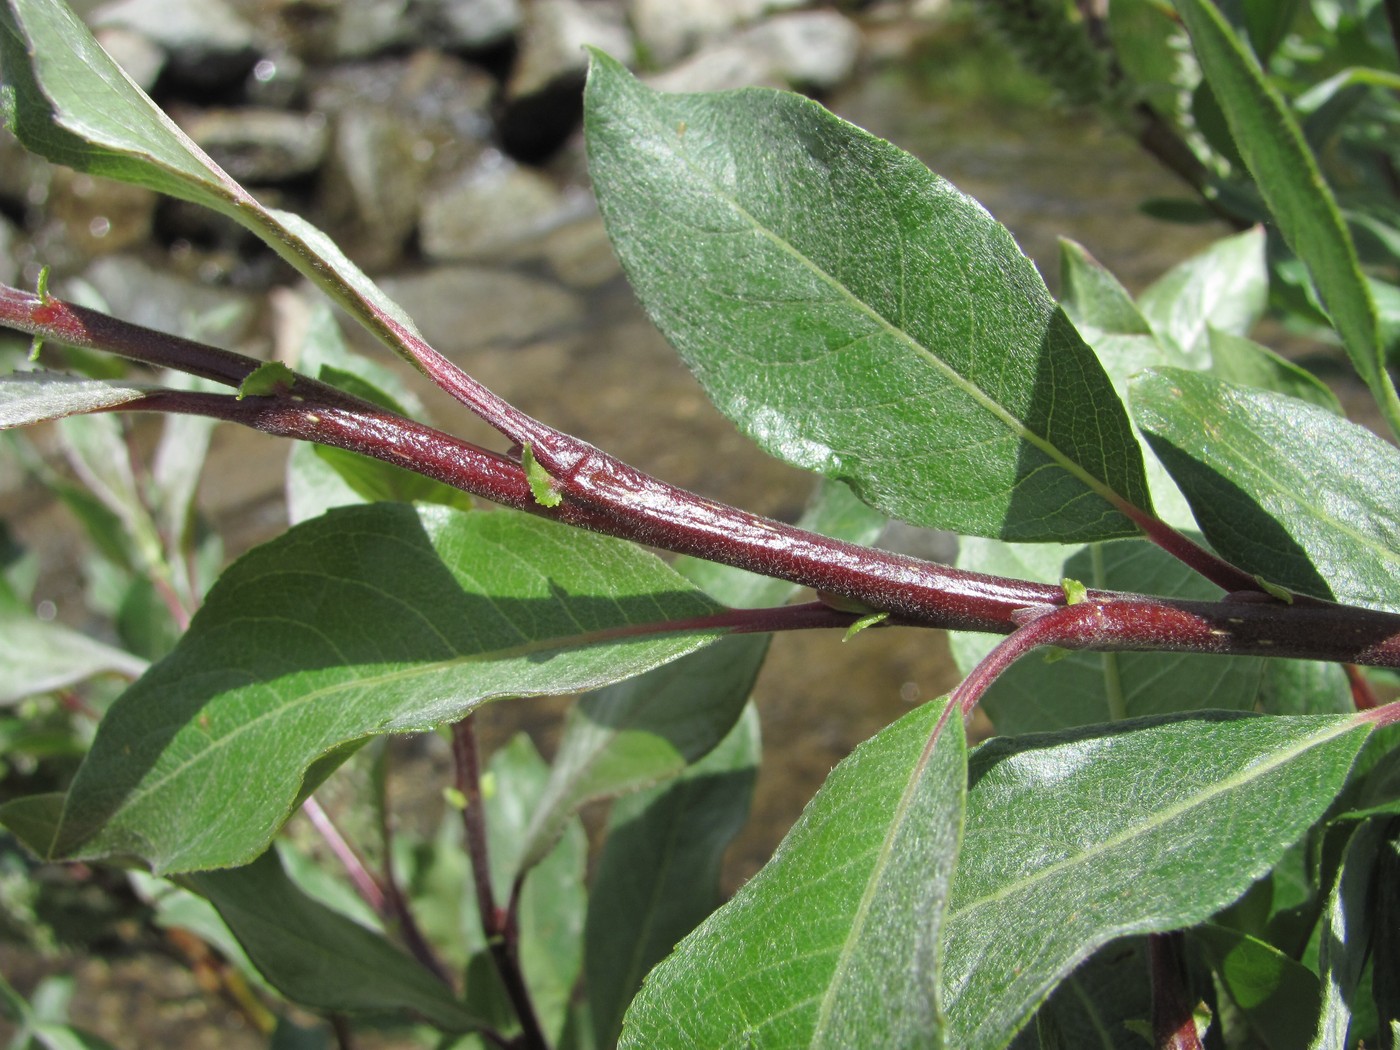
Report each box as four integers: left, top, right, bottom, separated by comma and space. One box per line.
751, 10, 862, 88
311, 52, 495, 269
324, 0, 416, 59
377, 266, 585, 352
424, 0, 522, 50
628, 0, 806, 66
420, 153, 569, 262
649, 9, 861, 93
90, 0, 260, 90
537, 212, 621, 289
42, 170, 158, 264
500, 0, 633, 161
243, 50, 309, 109
76, 254, 254, 341
179, 108, 329, 184
0, 216, 20, 288
508, 0, 633, 99
93, 25, 166, 90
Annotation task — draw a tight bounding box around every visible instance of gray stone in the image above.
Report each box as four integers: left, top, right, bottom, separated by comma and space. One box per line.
93, 25, 166, 90
508, 0, 633, 99
319, 106, 436, 271
419, 154, 571, 262
326, 0, 417, 60
628, 0, 805, 65
89, 0, 259, 86
426, 0, 522, 50
377, 266, 585, 353
647, 9, 860, 93
746, 10, 861, 89
42, 169, 158, 265
180, 108, 329, 184
78, 254, 254, 343
311, 53, 495, 269
537, 213, 621, 289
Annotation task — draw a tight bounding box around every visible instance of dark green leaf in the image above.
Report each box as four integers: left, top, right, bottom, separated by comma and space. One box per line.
586, 705, 759, 1049
49, 503, 724, 872
186, 848, 483, 1032
1173, 0, 1400, 432
0, 371, 152, 427
952, 537, 1263, 733
585, 52, 1151, 542
943, 712, 1369, 1049
1192, 922, 1321, 1049
619, 703, 965, 1048
1257, 659, 1353, 716
1311, 819, 1387, 1049
1132, 368, 1400, 610
1009, 939, 1151, 1050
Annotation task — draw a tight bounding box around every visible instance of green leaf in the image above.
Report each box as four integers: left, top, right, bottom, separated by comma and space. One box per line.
619, 702, 966, 1048
952, 537, 1264, 733
0, 371, 152, 427
236, 361, 296, 400
0, 577, 148, 704
479, 735, 587, 1044
1136, 227, 1268, 366
586, 704, 759, 1049
1192, 922, 1321, 1049
1132, 368, 1400, 610
943, 712, 1369, 1049
1257, 659, 1353, 716
522, 443, 562, 508
1172, 0, 1400, 432
1059, 239, 1153, 338
49, 503, 725, 872
186, 848, 483, 1032
584, 51, 1151, 543
1310, 819, 1387, 1049
1009, 939, 1151, 1050
1207, 329, 1343, 414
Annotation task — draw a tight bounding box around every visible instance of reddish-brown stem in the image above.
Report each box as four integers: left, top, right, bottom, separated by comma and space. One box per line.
452, 718, 548, 1050
1345, 664, 1382, 711
374, 743, 456, 989
1117, 501, 1261, 595
11, 288, 1400, 669
96, 388, 1400, 669
300, 795, 385, 914
1149, 933, 1205, 1050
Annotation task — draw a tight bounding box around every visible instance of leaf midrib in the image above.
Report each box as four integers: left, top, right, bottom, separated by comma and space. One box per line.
60, 621, 720, 849
628, 88, 1131, 512
946, 718, 1358, 928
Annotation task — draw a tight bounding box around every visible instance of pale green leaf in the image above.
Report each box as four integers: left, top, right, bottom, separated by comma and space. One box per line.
586, 705, 759, 1049
0, 371, 152, 427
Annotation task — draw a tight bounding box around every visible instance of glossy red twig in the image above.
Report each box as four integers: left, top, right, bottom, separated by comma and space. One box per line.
9, 286, 1400, 670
